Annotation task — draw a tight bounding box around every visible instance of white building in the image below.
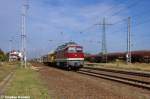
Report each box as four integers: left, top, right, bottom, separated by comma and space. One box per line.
9, 50, 22, 61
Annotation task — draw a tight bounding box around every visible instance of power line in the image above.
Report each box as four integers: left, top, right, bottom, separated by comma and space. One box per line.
108, 6, 150, 35
93, 0, 130, 21
111, 3, 149, 27
109, 0, 141, 18
79, 24, 97, 34
104, 0, 142, 35
78, 1, 129, 34
79, 0, 141, 34
109, 8, 150, 35
133, 18, 150, 28
77, 0, 147, 57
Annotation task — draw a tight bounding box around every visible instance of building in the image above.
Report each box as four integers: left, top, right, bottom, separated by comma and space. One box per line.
9, 50, 22, 61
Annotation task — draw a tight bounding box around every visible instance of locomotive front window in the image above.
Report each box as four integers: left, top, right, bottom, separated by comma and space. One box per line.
76, 47, 82, 52
68, 47, 76, 53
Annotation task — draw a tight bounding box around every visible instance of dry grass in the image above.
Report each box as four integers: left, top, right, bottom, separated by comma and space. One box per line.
0, 62, 18, 82
85, 62, 150, 71
5, 66, 50, 99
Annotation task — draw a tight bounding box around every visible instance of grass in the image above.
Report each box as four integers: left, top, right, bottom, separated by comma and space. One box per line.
0, 62, 18, 82
5, 66, 50, 99
85, 61, 150, 71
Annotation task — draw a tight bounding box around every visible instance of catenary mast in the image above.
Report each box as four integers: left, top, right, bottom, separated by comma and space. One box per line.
21, 0, 29, 68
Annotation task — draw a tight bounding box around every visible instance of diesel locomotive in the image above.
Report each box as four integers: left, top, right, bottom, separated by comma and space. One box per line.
42, 42, 84, 70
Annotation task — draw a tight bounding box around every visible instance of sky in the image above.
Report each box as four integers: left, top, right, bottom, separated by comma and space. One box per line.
0, 0, 150, 59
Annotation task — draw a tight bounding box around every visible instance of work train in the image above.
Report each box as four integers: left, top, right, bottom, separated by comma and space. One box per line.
42, 42, 84, 70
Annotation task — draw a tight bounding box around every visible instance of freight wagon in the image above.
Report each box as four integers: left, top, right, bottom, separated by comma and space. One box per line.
85, 51, 150, 63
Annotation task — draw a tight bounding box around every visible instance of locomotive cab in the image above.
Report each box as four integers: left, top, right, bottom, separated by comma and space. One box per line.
55, 42, 84, 70
66, 46, 84, 70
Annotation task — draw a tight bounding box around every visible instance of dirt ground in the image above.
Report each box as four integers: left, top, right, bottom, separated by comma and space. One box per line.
32, 63, 150, 99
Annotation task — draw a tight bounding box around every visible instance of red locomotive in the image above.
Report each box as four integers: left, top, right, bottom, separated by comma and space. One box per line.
55, 42, 84, 70
42, 42, 84, 70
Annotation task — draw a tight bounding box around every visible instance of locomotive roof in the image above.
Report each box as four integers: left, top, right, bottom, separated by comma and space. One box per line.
56, 42, 79, 51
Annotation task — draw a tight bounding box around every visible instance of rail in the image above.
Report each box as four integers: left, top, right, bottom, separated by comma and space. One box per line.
77, 66, 150, 90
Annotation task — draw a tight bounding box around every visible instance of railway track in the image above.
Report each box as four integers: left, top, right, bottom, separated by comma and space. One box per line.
77, 66, 150, 90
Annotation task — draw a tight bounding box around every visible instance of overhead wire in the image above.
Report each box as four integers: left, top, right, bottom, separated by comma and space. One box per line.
109, 0, 141, 18
78, 0, 149, 46
79, 0, 141, 34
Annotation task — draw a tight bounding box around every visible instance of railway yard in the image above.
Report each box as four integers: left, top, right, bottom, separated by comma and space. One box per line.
1, 0, 150, 99
0, 39, 150, 99
1, 40, 149, 99
24, 63, 150, 98
0, 62, 150, 99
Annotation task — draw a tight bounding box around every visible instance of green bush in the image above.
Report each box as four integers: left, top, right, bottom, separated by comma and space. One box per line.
0, 49, 8, 61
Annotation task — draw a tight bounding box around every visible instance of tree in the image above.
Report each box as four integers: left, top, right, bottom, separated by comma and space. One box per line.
0, 49, 8, 61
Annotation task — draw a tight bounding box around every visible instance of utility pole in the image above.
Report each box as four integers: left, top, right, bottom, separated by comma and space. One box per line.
126, 17, 132, 64
96, 18, 112, 63
21, 0, 29, 68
